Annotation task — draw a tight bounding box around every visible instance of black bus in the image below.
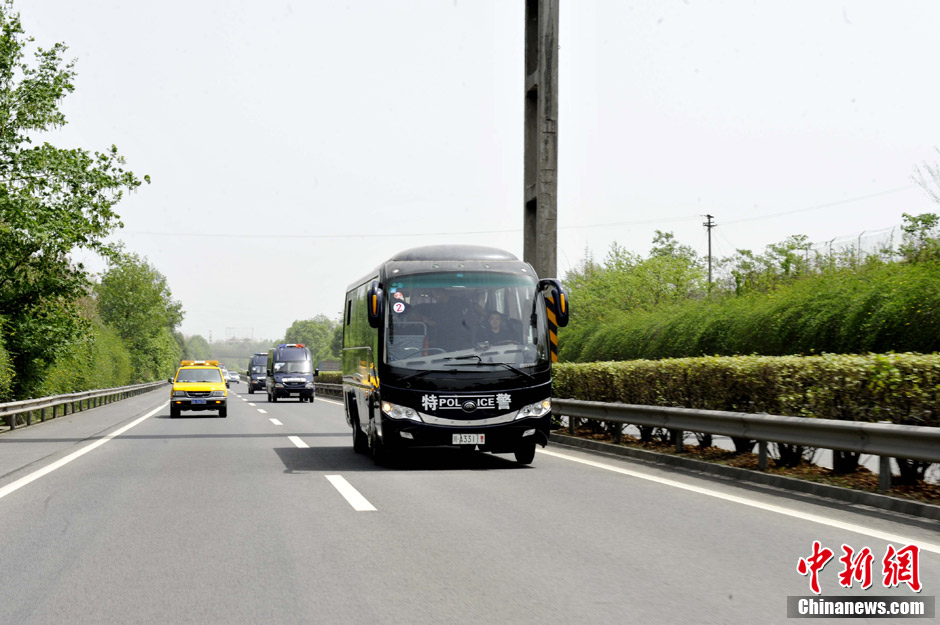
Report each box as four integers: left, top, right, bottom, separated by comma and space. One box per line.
342, 245, 569, 465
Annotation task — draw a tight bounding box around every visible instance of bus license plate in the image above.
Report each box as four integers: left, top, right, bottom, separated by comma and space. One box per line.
191, 399, 206, 405
452, 433, 484, 445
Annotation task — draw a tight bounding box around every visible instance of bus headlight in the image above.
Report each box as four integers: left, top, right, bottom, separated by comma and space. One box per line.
381, 401, 422, 422
305, 382, 314, 389
515, 399, 551, 420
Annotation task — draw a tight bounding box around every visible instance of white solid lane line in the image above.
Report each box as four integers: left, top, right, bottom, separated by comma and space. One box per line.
288, 436, 308, 449
539, 448, 940, 554
269, 418, 283, 426
318, 398, 343, 406
0, 402, 167, 502
326, 475, 376, 511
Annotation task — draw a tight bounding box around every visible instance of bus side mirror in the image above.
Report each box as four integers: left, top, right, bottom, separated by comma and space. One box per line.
539, 278, 570, 328
367, 280, 384, 329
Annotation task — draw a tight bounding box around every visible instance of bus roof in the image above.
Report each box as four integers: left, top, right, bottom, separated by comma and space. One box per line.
346, 245, 528, 292
388, 245, 518, 262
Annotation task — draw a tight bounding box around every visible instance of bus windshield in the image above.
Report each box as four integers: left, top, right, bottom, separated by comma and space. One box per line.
385, 271, 550, 370
273, 361, 313, 374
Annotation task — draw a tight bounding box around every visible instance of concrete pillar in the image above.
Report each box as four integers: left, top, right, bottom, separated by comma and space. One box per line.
524, 0, 559, 280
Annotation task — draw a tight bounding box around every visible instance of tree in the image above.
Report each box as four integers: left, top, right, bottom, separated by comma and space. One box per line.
330, 324, 343, 357
185, 335, 212, 360
0, 2, 148, 394
96, 252, 183, 380
563, 234, 706, 324
284, 315, 339, 363
899, 212, 940, 263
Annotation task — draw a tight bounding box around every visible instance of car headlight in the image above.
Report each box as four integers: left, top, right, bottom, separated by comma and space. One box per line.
210, 390, 226, 397
171, 390, 186, 397
515, 399, 551, 420
275, 383, 284, 388
305, 382, 314, 389
381, 401, 422, 422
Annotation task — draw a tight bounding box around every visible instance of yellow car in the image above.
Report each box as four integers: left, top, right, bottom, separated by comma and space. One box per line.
169, 360, 228, 418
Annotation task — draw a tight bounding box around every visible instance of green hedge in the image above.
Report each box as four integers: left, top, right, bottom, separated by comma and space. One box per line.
316, 371, 342, 385
553, 353, 940, 427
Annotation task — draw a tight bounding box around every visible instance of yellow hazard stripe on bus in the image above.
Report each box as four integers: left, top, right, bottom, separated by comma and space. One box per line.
547, 296, 559, 363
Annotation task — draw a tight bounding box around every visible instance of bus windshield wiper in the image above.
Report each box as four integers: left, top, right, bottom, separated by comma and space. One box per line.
397, 368, 459, 384
441, 354, 482, 363
447, 358, 535, 382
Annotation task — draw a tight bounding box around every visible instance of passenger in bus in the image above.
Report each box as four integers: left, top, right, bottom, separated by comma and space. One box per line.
424, 292, 472, 352
459, 302, 486, 347
476, 310, 517, 344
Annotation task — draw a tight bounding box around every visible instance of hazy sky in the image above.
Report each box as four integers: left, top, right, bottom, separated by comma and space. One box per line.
22, 1, 940, 341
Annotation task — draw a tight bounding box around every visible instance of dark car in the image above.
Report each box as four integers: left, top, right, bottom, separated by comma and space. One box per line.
266, 344, 317, 403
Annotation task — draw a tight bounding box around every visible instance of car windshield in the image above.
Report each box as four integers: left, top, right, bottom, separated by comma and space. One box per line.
385, 271, 549, 371
273, 361, 312, 374
176, 368, 223, 383
250, 365, 265, 374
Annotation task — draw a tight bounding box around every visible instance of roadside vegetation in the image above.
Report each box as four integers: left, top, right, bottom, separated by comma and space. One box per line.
561, 215, 940, 361
557, 207, 940, 494
0, 3, 180, 400
283, 314, 343, 365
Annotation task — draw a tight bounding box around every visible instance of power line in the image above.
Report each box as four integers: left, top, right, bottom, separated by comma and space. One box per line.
122, 214, 702, 239
722, 185, 918, 226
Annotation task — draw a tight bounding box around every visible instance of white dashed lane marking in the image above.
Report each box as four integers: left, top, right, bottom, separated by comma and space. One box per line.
326, 475, 376, 512
288, 436, 308, 449
270, 418, 283, 426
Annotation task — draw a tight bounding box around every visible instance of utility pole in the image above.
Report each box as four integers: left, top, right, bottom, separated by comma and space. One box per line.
703, 214, 715, 289
523, 0, 559, 279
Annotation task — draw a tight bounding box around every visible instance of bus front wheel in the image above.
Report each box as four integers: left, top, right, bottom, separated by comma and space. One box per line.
514, 443, 536, 465
352, 417, 368, 454
370, 425, 395, 467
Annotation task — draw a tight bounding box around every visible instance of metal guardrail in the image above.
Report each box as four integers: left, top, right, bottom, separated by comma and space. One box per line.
0, 381, 169, 431
552, 398, 940, 491
316, 383, 343, 397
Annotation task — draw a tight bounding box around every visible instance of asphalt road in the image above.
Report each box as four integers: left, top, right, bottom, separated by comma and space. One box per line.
1, 384, 937, 625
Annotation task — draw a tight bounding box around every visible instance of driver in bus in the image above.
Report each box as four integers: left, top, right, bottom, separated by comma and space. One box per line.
476, 310, 516, 344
